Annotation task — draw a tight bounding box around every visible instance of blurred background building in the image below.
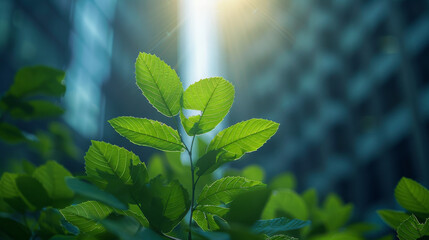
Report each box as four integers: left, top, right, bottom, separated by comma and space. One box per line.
1, 0, 428, 235
217, 0, 429, 225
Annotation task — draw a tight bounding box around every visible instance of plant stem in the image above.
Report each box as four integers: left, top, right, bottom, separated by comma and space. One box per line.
173, 116, 197, 240
187, 136, 196, 240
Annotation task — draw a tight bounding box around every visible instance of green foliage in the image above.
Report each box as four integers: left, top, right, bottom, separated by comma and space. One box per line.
15, 175, 52, 210
269, 173, 297, 190
316, 194, 353, 232
252, 218, 310, 236
1, 55, 360, 240
7, 66, 66, 98
60, 201, 113, 236
135, 52, 183, 117
7, 99, 64, 120
0, 172, 28, 212
65, 177, 127, 210
396, 215, 429, 240
181, 77, 234, 135
193, 205, 229, 231
0, 122, 27, 143
30, 122, 80, 161
194, 177, 265, 231
196, 119, 279, 176
242, 165, 265, 182
226, 189, 272, 227
109, 117, 185, 151
37, 208, 70, 238
0, 66, 66, 143
378, 178, 429, 240
377, 210, 410, 229
57, 52, 284, 239
84, 140, 142, 188
0, 65, 79, 167
394, 177, 429, 214
138, 176, 190, 233
33, 161, 74, 205
0, 58, 384, 240
197, 176, 265, 206
263, 189, 309, 220
267, 235, 298, 240
0, 216, 32, 240
224, 168, 374, 240
0, 66, 66, 124
0, 160, 76, 239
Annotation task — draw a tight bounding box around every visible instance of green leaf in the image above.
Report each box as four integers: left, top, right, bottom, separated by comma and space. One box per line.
22, 160, 36, 175
309, 232, 363, 240
195, 149, 228, 176
227, 225, 267, 240
139, 176, 190, 233
316, 194, 353, 232
193, 205, 229, 231
8, 66, 66, 97
100, 214, 158, 240
395, 177, 429, 214
242, 165, 265, 182
195, 149, 227, 176
138, 228, 167, 240
262, 189, 308, 221
193, 228, 230, 240
0, 173, 28, 211
208, 118, 279, 158
15, 175, 52, 210
197, 137, 209, 158
37, 208, 67, 238
84, 141, 142, 188
119, 204, 149, 227
377, 235, 394, 240
130, 163, 150, 190
0, 122, 27, 143
203, 119, 279, 173
85, 141, 149, 205
8, 100, 64, 120
60, 201, 112, 235
269, 173, 296, 190
346, 223, 377, 235
227, 188, 272, 227
0, 216, 32, 240
397, 215, 429, 240
377, 210, 410, 229
65, 177, 127, 210
147, 154, 167, 179
48, 122, 79, 159
0, 197, 13, 213
135, 52, 183, 117
181, 77, 234, 135
302, 189, 318, 214
109, 117, 184, 152
252, 217, 310, 236
33, 161, 74, 205
197, 176, 265, 206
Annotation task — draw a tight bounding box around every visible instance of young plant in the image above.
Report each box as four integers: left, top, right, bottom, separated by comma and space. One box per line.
58, 52, 313, 240
378, 177, 429, 240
